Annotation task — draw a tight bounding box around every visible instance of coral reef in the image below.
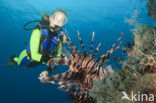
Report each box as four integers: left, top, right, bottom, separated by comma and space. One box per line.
81, 7, 156, 103
132, 73, 156, 103
123, 25, 156, 74
91, 67, 137, 103
90, 24, 156, 103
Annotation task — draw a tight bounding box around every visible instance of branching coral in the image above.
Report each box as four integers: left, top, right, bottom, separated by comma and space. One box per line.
91, 13, 156, 103
90, 66, 138, 103
122, 25, 156, 74
131, 73, 156, 103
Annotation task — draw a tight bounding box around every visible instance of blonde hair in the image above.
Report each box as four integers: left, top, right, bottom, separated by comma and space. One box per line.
42, 9, 67, 21
52, 9, 67, 17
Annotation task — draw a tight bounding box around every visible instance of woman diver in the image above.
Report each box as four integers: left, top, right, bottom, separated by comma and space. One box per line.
8, 9, 68, 78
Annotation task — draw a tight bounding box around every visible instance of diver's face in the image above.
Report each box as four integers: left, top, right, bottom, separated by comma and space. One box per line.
49, 11, 67, 27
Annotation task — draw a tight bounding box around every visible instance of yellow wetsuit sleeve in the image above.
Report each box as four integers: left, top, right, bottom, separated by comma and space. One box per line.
56, 43, 62, 57
30, 29, 42, 62
56, 33, 66, 57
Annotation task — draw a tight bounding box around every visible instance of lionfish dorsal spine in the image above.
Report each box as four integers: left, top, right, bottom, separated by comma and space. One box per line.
98, 33, 123, 67
51, 33, 75, 58
110, 32, 123, 50
92, 43, 101, 58
65, 29, 70, 39
65, 30, 83, 57
65, 43, 77, 58
64, 38, 80, 58
89, 32, 95, 57
77, 31, 87, 57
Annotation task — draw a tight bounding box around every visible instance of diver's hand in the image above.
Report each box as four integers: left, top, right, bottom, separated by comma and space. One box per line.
39, 71, 49, 83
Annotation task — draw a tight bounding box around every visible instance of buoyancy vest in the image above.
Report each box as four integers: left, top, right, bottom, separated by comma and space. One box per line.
26, 27, 63, 57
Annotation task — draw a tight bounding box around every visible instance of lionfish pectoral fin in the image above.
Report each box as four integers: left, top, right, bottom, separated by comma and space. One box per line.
48, 70, 78, 86
48, 58, 69, 66
77, 31, 87, 57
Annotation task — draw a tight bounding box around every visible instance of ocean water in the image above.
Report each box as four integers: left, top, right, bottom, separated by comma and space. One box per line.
0, 0, 154, 103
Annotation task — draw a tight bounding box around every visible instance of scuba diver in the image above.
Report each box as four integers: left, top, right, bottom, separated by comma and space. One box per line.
8, 9, 68, 78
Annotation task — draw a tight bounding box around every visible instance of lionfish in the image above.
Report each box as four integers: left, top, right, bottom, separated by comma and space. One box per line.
42, 31, 123, 102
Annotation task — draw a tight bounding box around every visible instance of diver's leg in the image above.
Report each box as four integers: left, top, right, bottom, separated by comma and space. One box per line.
13, 50, 28, 66
7, 50, 28, 66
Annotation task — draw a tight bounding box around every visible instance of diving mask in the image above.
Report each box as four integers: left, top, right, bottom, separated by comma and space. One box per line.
53, 14, 67, 26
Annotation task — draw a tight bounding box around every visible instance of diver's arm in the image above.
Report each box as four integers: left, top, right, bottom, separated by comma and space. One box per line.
30, 29, 42, 62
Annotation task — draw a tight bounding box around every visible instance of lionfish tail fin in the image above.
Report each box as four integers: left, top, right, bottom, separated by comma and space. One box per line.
89, 32, 95, 57
77, 31, 87, 57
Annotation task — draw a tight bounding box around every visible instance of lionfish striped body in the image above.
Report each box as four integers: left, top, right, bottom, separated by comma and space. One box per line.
43, 31, 123, 101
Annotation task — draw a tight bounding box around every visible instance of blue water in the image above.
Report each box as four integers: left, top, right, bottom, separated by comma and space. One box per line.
0, 0, 154, 103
